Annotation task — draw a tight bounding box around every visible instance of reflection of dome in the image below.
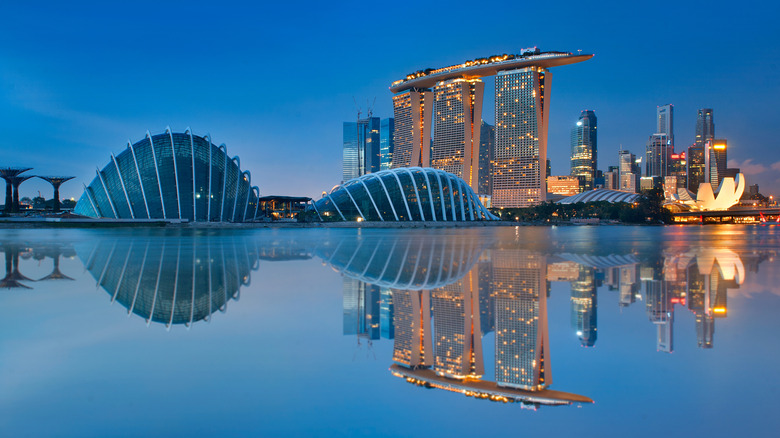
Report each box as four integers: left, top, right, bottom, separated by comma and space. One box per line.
74, 128, 262, 222
315, 232, 487, 289
311, 168, 497, 222
80, 231, 260, 327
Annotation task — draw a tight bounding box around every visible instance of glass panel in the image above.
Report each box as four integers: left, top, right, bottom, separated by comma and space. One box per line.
364, 177, 394, 220
151, 134, 179, 219
222, 159, 239, 222
209, 146, 225, 221
193, 137, 210, 222
133, 139, 164, 219
100, 164, 132, 218
115, 150, 148, 219
396, 172, 421, 221
381, 174, 408, 221
172, 133, 194, 221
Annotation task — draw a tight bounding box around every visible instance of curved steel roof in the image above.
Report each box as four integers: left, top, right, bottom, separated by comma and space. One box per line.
556, 189, 642, 205
390, 52, 593, 93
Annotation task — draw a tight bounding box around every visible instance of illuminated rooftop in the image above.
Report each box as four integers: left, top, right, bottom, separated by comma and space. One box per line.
390, 49, 593, 93
390, 365, 593, 406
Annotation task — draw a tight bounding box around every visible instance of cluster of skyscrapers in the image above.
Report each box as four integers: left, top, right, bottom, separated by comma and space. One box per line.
343, 49, 593, 208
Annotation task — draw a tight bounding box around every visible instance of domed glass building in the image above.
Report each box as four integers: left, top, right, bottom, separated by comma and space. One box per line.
310, 168, 498, 222
74, 128, 261, 222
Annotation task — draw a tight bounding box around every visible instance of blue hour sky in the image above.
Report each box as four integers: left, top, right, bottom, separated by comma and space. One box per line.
1, 0, 779, 201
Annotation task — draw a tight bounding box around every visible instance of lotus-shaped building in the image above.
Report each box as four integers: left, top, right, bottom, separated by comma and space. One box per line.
669, 174, 745, 211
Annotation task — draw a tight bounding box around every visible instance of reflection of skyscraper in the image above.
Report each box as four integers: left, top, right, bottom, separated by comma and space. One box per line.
342, 278, 380, 340
493, 249, 550, 390
493, 67, 550, 208
392, 290, 433, 368
571, 266, 597, 347
380, 288, 394, 339
432, 270, 484, 379
645, 273, 673, 353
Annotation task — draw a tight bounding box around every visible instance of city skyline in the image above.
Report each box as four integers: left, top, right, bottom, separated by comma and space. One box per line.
2, 1, 779, 202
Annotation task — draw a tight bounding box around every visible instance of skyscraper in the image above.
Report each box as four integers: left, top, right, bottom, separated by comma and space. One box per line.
687, 144, 705, 192
657, 104, 674, 148
570, 110, 598, 190
646, 133, 672, 178
493, 67, 550, 208
392, 90, 433, 168
379, 118, 395, 170
695, 108, 714, 148
479, 121, 495, 197
343, 117, 380, 182
431, 79, 484, 192
492, 249, 550, 390
618, 149, 639, 193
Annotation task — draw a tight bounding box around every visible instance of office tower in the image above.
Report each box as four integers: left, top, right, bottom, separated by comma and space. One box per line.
646, 133, 672, 177
380, 288, 394, 339
571, 267, 597, 347
687, 144, 705, 192
392, 290, 433, 368
669, 151, 687, 189
570, 110, 598, 190
604, 166, 618, 190
493, 67, 550, 208
432, 269, 484, 379
343, 117, 380, 182
695, 108, 714, 148
657, 104, 674, 147
392, 90, 433, 168
380, 118, 395, 170
479, 121, 495, 196
342, 278, 381, 340
432, 79, 484, 192
492, 249, 550, 390
712, 139, 728, 188
618, 150, 639, 193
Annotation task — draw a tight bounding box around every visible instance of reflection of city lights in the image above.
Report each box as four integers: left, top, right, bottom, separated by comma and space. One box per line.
576, 331, 583, 336
713, 307, 727, 314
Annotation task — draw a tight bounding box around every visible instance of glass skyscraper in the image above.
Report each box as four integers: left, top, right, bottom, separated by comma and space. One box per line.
479, 121, 494, 197
493, 67, 550, 208
343, 117, 380, 182
379, 118, 394, 170
570, 110, 598, 190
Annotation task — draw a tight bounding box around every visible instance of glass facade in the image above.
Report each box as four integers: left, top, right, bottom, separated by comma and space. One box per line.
74, 129, 262, 222
380, 118, 394, 170
310, 167, 498, 222
570, 110, 597, 190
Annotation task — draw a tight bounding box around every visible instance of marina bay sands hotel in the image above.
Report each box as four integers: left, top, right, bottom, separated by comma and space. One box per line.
389, 49, 592, 208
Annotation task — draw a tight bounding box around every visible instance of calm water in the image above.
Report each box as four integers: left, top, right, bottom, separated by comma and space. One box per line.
1, 225, 779, 437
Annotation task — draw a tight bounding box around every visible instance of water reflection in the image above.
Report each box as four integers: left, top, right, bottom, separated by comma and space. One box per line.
79, 232, 261, 327
330, 238, 774, 408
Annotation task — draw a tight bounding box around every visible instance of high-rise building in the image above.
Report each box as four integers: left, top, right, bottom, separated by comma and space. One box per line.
343, 117, 380, 182
479, 121, 495, 196
618, 149, 639, 193
392, 90, 433, 169
604, 166, 619, 190
493, 67, 550, 208
570, 110, 598, 190
547, 175, 581, 196
571, 266, 597, 347
695, 108, 714, 148
492, 249, 550, 390
432, 269, 484, 379
687, 144, 705, 192
431, 79, 484, 192
646, 133, 672, 177
657, 104, 674, 147
379, 118, 395, 170
670, 151, 687, 190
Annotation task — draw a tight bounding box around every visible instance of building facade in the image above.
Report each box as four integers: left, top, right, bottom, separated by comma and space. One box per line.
657, 104, 674, 148
618, 149, 639, 193
493, 67, 550, 208
479, 121, 495, 197
695, 108, 714, 149
646, 133, 672, 178
392, 90, 433, 169
343, 117, 380, 182
432, 79, 484, 192
380, 118, 395, 170
570, 110, 598, 190
74, 129, 261, 222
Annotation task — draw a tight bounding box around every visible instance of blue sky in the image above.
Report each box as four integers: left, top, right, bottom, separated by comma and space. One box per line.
2, 0, 779, 201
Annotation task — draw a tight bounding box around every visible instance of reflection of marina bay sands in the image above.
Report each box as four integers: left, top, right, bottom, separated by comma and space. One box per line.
390, 49, 592, 207
329, 238, 768, 406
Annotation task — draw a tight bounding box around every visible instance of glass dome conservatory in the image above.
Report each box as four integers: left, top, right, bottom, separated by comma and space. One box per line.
74, 128, 261, 222
310, 168, 498, 222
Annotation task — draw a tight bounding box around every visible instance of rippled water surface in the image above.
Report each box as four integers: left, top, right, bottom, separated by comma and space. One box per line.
1, 225, 779, 437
